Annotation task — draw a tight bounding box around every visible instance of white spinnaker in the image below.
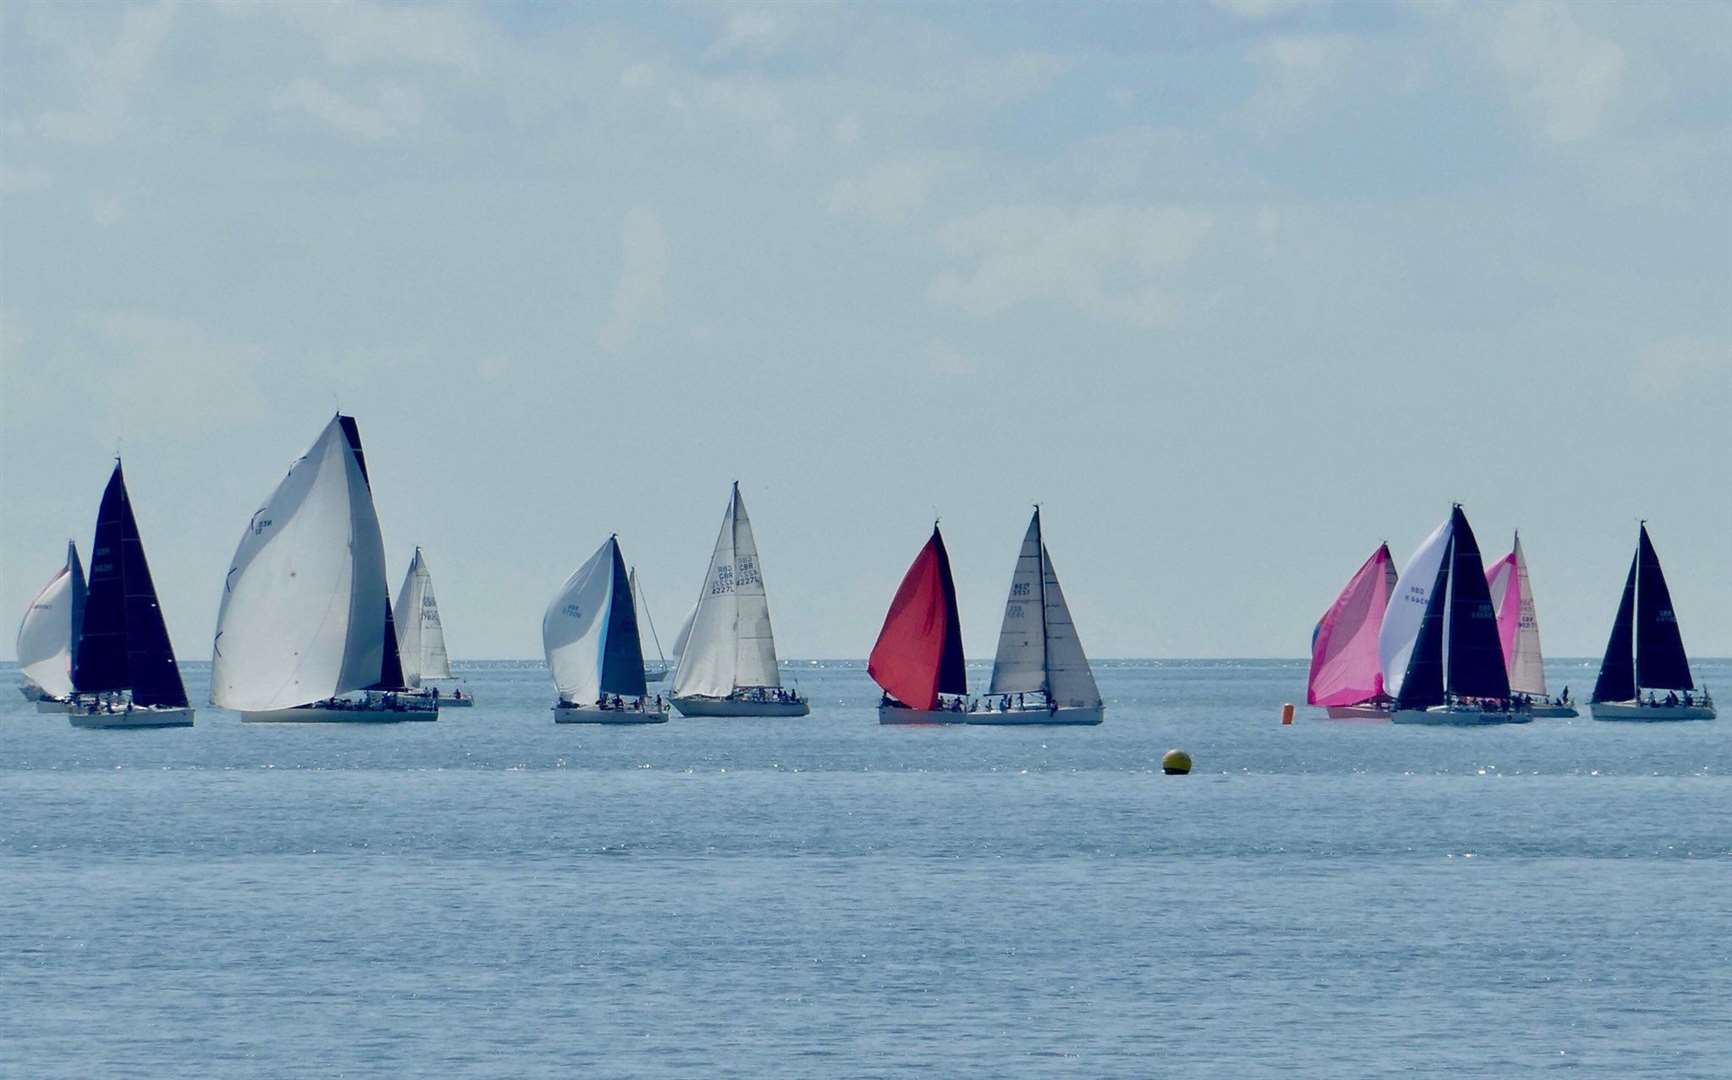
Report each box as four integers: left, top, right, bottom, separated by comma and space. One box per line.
1507, 536, 1547, 696
1378, 515, 1453, 698
211, 417, 388, 711
16, 545, 83, 698
1037, 544, 1102, 707
989, 512, 1048, 695
543, 538, 618, 705
729, 489, 781, 688
393, 548, 452, 687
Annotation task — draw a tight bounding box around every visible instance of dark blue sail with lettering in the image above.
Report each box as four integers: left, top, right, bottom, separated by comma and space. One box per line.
599, 539, 648, 698
1442, 506, 1510, 700
71, 463, 188, 708
1635, 525, 1693, 691
338, 414, 408, 692
1395, 545, 1452, 710
934, 528, 967, 696
1591, 553, 1637, 703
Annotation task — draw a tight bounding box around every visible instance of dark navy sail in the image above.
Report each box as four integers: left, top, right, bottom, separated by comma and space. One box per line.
599, 540, 648, 698
1395, 547, 1452, 710
1591, 554, 1638, 703
933, 530, 967, 697
338, 414, 409, 692
1442, 507, 1509, 699
71, 464, 188, 708
1634, 525, 1694, 691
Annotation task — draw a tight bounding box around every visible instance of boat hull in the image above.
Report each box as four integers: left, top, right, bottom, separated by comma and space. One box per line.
35, 698, 73, 714
1326, 704, 1391, 720
240, 700, 437, 723
1392, 706, 1532, 726
966, 705, 1104, 726
1589, 701, 1715, 722
70, 707, 195, 729
1526, 704, 1579, 718
552, 703, 670, 725
672, 696, 810, 718
435, 696, 474, 708
878, 704, 969, 725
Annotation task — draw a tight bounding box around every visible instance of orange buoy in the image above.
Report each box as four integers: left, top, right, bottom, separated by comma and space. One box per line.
1281, 703, 1295, 725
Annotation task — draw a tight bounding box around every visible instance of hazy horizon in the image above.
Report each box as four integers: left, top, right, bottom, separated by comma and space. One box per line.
3, 2, 1728, 664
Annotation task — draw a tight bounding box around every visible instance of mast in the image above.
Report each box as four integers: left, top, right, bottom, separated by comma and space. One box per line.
1034, 505, 1050, 696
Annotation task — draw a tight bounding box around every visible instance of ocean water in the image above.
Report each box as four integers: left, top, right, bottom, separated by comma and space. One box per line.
3, 658, 1729, 1078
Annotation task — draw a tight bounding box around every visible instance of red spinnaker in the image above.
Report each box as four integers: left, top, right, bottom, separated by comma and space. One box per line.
869, 526, 966, 710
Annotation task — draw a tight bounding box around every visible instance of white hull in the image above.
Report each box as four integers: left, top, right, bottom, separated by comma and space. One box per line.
241, 699, 437, 723
435, 696, 473, 708
1526, 704, 1579, 718
1392, 706, 1532, 726
966, 704, 1104, 726
1326, 704, 1391, 720
672, 695, 810, 718
70, 706, 195, 729
1590, 701, 1715, 722
878, 704, 970, 725
644, 666, 671, 684
552, 702, 670, 725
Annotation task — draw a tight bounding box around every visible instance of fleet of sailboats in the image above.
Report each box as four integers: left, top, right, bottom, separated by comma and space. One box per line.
1588, 525, 1715, 722
66, 462, 195, 728
394, 547, 472, 706
546, 536, 667, 723
670, 483, 809, 718
8, 417, 1719, 735
211, 415, 435, 723
15, 541, 85, 712
1308, 542, 1397, 719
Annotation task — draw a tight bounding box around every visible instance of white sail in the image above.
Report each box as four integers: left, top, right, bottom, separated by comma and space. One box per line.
1379, 515, 1453, 698
672, 484, 783, 698
630, 568, 666, 665
544, 538, 621, 705
16, 542, 85, 698
989, 512, 1047, 695
1037, 544, 1102, 708
211, 416, 391, 711
1502, 535, 1548, 697
393, 547, 452, 687
670, 603, 697, 665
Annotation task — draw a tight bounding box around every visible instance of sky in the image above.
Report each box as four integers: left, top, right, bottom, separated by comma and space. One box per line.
2, 0, 1728, 663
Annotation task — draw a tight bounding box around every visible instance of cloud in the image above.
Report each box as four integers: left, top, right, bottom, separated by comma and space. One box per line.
929, 203, 1213, 328
1211, 0, 1325, 19
828, 155, 966, 224
1632, 336, 1732, 402
90, 312, 270, 432
0, 166, 53, 195
269, 1, 488, 75
599, 207, 670, 352
1247, 34, 1353, 128
709, 8, 792, 58
271, 78, 425, 142
36, 0, 177, 145
1483, 0, 1625, 144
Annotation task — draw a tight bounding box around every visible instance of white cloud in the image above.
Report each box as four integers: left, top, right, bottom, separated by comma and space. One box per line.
270, 2, 488, 75
828, 155, 966, 224
1247, 34, 1353, 128
599, 207, 670, 352
36, 0, 177, 145
91, 311, 269, 431
0, 166, 54, 195
1211, 0, 1325, 19
1632, 336, 1732, 402
709, 8, 791, 58
271, 78, 425, 143
1483, 0, 1625, 144
929, 203, 1213, 328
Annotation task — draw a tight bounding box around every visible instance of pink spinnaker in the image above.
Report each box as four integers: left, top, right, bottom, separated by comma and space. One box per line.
1307, 543, 1398, 706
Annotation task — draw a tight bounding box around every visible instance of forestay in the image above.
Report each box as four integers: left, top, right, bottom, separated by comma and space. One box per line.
394, 547, 453, 687
16, 542, 86, 699
211, 416, 392, 711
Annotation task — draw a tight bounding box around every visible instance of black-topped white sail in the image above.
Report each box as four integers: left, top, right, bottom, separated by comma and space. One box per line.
71, 463, 188, 709
1593, 524, 1696, 701
544, 536, 648, 704
16, 541, 86, 700
1389, 506, 1509, 711
987, 508, 1101, 709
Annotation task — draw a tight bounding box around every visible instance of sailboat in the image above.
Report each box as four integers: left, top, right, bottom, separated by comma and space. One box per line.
212, 415, 434, 723
1307, 542, 1397, 719
546, 535, 668, 723
871, 523, 968, 724
394, 547, 473, 707
1380, 505, 1527, 725
1486, 533, 1576, 718
67, 462, 195, 729
15, 541, 86, 712
670, 482, 809, 717
1589, 524, 1715, 721
967, 507, 1104, 725
630, 567, 672, 683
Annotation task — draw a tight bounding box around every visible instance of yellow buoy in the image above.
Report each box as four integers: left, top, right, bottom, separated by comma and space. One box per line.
1161, 748, 1192, 775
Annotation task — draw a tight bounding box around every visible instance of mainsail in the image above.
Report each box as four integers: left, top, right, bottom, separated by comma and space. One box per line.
70, 463, 188, 708
1485, 533, 1547, 698
16, 541, 86, 699
1594, 524, 1695, 701
1393, 506, 1510, 710
672, 483, 784, 698
394, 547, 453, 688
869, 524, 966, 710
1307, 542, 1396, 707
211, 415, 394, 711
988, 508, 1101, 708
544, 536, 647, 704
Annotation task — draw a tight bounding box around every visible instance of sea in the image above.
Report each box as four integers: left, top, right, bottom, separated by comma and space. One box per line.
3, 658, 1729, 1078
